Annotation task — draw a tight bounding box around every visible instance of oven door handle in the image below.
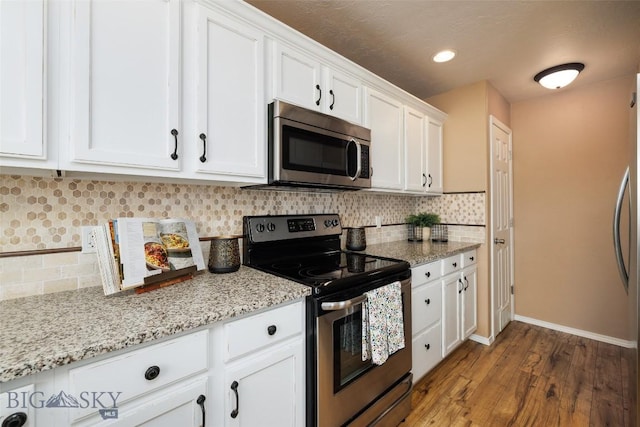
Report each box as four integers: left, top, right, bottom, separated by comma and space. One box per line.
321, 294, 366, 311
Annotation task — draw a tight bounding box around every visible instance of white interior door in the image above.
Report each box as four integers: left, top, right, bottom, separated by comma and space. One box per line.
490, 116, 514, 337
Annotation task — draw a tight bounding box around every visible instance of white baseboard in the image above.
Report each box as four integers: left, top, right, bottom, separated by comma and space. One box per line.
514, 314, 635, 348
468, 333, 492, 346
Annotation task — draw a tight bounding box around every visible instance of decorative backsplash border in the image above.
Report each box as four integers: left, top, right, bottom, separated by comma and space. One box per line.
0, 175, 486, 300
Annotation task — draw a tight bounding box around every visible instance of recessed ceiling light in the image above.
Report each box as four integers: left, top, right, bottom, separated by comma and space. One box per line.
433, 49, 456, 63
534, 62, 585, 89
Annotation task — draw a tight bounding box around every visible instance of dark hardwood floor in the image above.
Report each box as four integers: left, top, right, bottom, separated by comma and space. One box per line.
404, 321, 630, 426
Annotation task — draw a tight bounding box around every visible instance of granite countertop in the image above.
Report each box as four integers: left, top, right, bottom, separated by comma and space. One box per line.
0, 240, 480, 384
362, 240, 481, 266
0, 266, 310, 383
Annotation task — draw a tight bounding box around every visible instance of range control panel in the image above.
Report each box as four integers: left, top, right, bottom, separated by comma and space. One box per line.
244, 214, 342, 243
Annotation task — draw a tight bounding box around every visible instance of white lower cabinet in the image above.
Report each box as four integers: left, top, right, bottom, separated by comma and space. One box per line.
411, 250, 478, 380
410, 261, 443, 382
442, 252, 478, 357
222, 301, 305, 427
0, 300, 306, 426
223, 341, 304, 427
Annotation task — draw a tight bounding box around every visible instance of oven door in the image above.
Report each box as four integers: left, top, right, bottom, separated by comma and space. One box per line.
315, 277, 412, 427
272, 116, 371, 189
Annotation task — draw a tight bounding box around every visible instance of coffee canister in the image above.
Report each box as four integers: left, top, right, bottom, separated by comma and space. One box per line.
346, 227, 366, 251
208, 236, 241, 273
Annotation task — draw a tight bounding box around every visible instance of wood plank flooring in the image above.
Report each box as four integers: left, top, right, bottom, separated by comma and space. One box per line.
403, 321, 630, 426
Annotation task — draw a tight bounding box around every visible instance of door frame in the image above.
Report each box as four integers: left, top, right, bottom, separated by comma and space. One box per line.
489, 115, 515, 341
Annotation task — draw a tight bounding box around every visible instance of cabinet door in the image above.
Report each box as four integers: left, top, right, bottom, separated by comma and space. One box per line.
365, 88, 404, 190
68, 0, 181, 171
224, 340, 304, 427
196, 7, 266, 180
442, 274, 462, 357
274, 43, 322, 111
425, 117, 443, 194
412, 324, 442, 383
0, 0, 45, 159
462, 266, 478, 339
404, 107, 426, 193
324, 68, 362, 123
74, 377, 207, 427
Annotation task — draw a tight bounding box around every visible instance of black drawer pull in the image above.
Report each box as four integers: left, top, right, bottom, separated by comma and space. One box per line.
425, 298, 430, 305
267, 325, 277, 336
170, 129, 179, 160
425, 271, 431, 278
2, 412, 27, 427
230, 381, 239, 418
470, 256, 475, 261
425, 343, 430, 350
199, 133, 207, 163
144, 365, 160, 381
452, 262, 457, 267
197, 395, 206, 427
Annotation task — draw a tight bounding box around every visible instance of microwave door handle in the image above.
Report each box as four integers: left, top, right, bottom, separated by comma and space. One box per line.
347, 139, 362, 181
321, 295, 366, 311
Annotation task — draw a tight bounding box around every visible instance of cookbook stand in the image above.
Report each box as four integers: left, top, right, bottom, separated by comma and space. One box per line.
134, 265, 198, 294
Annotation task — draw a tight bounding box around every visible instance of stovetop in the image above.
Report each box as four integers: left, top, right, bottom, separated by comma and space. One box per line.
242, 214, 410, 295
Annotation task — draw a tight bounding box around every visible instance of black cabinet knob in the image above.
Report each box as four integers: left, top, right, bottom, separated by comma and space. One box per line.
425, 271, 431, 278
453, 262, 457, 267
144, 365, 160, 381
267, 325, 277, 335
2, 412, 27, 427
425, 343, 430, 350
425, 298, 430, 305
470, 256, 475, 261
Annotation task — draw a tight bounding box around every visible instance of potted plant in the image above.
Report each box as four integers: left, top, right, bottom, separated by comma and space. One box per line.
406, 212, 441, 241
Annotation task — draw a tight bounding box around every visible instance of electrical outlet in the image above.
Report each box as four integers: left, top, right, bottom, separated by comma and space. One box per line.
375, 216, 382, 228
81, 226, 97, 253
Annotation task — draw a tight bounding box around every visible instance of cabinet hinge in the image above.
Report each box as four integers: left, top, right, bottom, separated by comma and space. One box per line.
509, 218, 514, 227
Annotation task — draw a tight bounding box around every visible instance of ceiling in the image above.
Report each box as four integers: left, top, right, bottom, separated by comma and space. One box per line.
246, 0, 640, 103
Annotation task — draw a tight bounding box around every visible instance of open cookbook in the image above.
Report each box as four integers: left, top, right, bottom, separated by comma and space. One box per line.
93, 218, 206, 295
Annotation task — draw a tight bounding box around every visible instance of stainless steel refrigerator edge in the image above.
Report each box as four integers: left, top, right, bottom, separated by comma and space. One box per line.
633, 73, 640, 427
615, 73, 640, 426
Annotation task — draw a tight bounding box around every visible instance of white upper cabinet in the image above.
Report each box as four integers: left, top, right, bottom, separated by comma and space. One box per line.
194, 5, 266, 181
404, 106, 444, 195
404, 106, 427, 193
426, 117, 444, 194
66, 0, 182, 173
364, 87, 404, 190
272, 42, 362, 123
0, 0, 49, 167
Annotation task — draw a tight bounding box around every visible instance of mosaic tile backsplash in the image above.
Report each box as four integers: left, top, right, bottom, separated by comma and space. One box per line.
0, 175, 485, 299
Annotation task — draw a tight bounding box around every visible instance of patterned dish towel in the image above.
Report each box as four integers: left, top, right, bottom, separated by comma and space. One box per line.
362, 281, 405, 365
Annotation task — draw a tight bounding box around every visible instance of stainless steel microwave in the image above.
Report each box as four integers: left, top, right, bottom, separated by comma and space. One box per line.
267, 100, 371, 191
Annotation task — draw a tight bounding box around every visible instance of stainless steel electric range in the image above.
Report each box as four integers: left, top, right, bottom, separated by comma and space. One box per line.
243, 213, 413, 427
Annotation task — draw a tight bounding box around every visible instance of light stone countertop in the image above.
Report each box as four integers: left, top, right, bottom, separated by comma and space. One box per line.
0, 240, 480, 384
361, 240, 481, 266
0, 266, 310, 383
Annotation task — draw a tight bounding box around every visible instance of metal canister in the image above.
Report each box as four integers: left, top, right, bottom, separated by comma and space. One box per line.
208, 236, 241, 273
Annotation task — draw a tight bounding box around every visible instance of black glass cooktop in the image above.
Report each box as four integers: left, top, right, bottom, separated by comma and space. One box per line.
252, 251, 409, 292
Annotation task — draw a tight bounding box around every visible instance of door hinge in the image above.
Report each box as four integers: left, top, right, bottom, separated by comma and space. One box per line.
509, 218, 514, 227
511, 285, 514, 295
509, 150, 513, 160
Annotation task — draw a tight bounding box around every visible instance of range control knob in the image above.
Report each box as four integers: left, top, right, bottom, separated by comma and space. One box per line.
331, 219, 339, 227
266, 222, 276, 232
256, 223, 265, 233
324, 219, 332, 228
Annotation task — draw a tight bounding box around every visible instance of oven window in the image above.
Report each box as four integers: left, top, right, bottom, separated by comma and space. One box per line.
333, 309, 372, 393
282, 125, 348, 176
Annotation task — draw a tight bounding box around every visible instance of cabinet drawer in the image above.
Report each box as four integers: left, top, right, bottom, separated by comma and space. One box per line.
462, 250, 477, 268
69, 330, 208, 421
411, 282, 442, 333
442, 254, 462, 276
411, 261, 442, 287
224, 301, 303, 361
412, 324, 442, 382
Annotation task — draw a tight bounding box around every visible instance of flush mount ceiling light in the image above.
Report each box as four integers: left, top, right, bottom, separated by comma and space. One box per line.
534, 62, 585, 89
432, 49, 456, 63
